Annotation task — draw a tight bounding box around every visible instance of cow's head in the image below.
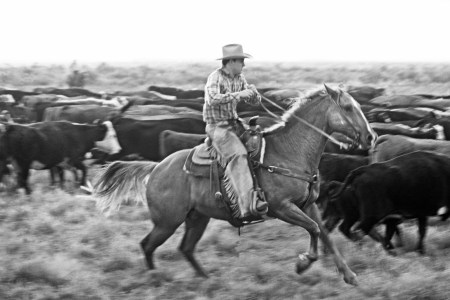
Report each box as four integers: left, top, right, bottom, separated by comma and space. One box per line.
95, 121, 122, 154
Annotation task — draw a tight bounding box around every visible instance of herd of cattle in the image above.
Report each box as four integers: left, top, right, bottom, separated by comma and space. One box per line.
2, 84, 450, 254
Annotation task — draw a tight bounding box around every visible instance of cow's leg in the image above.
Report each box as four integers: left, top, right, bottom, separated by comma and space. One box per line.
394, 223, 404, 247
338, 213, 359, 241
140, 222, 181, 270
178, 211, 210, 277
383, 218, 402, 251
273, 202, 320, 274
73, 161, 87, 186
367, 227, 384, 244
305, 203, 357, 285
51, 166, 65, 188
17, 164, 31, 194
324, 214, 341, 233
356, 217, 378, 237
416, 216, 428, 254
49, 168, 56, 186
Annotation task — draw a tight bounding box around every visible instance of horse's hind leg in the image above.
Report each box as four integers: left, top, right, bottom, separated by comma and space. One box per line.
178, 211, 210, 278
140, 223, 179, 270
305, 203, 357, 286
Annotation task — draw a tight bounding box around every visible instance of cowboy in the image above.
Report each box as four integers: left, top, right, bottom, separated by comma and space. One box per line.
203, 44, 268, 220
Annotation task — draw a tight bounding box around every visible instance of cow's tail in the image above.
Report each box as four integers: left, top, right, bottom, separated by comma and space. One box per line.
335, 165, 367, 197
93, 161, 158, 215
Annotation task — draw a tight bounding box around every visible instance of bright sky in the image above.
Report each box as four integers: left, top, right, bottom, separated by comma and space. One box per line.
1, 0, 450, 64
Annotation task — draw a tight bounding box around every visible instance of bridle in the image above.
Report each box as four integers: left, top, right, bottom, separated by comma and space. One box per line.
258, 89, 361, 150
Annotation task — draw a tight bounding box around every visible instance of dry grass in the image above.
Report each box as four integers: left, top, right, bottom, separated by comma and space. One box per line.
1, 172, 450, 299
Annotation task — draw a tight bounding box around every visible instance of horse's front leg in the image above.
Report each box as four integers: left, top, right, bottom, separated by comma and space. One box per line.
305, 203, 358, 286
273, 201, 320, 274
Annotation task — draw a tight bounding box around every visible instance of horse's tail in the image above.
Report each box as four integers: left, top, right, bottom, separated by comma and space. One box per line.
93, 160, 158, 215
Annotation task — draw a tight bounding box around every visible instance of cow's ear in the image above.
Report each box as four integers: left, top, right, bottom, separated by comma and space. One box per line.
327, 181, 343, 201
93, 119, 101, 125
324, 83, 339, 100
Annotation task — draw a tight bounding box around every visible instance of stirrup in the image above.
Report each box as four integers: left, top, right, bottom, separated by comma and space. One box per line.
250, 189, 268, 216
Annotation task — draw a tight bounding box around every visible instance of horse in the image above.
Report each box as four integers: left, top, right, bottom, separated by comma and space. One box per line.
94, 84, 377, 285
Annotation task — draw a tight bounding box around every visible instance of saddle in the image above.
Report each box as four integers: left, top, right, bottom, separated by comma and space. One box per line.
183, 117, 264, 227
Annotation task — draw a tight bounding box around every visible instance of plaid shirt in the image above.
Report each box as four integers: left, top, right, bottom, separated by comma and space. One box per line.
203, 68, 260, 124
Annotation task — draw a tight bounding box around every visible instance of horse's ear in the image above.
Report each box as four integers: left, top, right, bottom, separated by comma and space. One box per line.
324, 84, 339, 101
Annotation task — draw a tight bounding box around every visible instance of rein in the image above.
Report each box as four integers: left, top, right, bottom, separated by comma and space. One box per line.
258, 92, 355, 150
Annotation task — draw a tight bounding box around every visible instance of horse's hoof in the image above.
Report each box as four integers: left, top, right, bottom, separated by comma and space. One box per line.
344, 271, 358, 286
295, 253, 316, 274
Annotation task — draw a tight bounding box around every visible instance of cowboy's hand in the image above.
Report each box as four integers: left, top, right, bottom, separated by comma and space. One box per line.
239, 89, 254, 100
248, 84, 261, 102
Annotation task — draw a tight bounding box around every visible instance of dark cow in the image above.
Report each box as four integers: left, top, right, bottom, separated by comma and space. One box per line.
122, 105, 202, 121
21, 94, 65, 108
317, 153, 369, 206
263, 89, 302, 101
33, 87, 102, 98
413, 93, 450, 99
347, 86, 385, 104
327, 151, 450, 253
370, 95, 450, 110
148, 85, 183, 96
157, 116, 279, 159
316, 153, 399, 248
147, 85, 205, 99
176, 89, 204, 99
370, 134, 450, 163
105, 117, 206, 162
0, 121, 121, 194
0, 89, 40, 102
415, 116, 450, 141
0, 103, 36, 123
129, 98, 204, 112
366, 107, 435, 123
159, 130, 206, 159
114, 90, 176, 101
43, 105, 119, 123
370, 122, 442, 139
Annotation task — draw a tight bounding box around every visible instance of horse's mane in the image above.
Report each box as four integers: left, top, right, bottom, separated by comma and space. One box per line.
263, 86, 328, 134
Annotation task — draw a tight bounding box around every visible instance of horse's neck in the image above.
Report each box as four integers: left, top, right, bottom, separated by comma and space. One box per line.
264, 100, 330, 173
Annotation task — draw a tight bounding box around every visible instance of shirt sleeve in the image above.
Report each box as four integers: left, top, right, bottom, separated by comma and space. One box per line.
205, 71, 240, 105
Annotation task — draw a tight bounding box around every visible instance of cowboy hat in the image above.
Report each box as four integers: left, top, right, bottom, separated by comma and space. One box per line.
217, 44, 252, 60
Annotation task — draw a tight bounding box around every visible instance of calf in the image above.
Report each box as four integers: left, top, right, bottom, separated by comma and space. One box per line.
327, 151, 450, 254
317, 153, 369, 207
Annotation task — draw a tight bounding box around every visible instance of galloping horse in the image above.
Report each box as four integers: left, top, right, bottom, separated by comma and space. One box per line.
94, 84, 377, 285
